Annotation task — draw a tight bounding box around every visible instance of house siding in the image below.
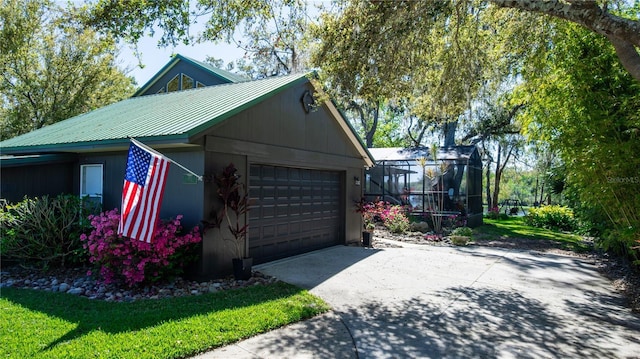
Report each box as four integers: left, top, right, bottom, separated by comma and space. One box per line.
78, 149, 205, 229
197, 81, 366, 277
1, 161, 76, 203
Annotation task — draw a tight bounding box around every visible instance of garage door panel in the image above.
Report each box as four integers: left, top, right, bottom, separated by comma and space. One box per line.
249, 164, 343, 264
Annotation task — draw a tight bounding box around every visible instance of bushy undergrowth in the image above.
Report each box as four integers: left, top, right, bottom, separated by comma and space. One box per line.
0, 195, 97, 268
525, 205, 577, 232
81, 209, 202, 287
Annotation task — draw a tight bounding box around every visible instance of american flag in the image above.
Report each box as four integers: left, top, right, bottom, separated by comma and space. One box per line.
118, 140, 170, 243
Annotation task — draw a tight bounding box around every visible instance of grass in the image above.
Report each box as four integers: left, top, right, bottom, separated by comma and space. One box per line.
476, 216, 592, 252
0, 281, 329, 359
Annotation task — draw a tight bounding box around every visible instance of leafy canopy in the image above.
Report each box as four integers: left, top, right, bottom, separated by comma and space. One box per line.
0, 0, 135, 140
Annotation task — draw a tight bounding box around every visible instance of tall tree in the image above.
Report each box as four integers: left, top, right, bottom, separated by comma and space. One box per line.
84, 0, 313, 78
82, 1, 640, 82
0, 0, 135, 140
310, 1, 499, 146
514, 20, 640, 256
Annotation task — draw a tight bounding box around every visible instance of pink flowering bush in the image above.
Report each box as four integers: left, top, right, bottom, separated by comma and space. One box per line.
379, 204, 410, 234
80, 208, 202, 287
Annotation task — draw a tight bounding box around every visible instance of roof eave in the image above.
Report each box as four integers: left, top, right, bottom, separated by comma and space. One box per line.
0, 135, 195, 155
324, 99, 375, 168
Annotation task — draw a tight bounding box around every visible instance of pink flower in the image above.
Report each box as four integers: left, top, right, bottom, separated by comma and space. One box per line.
83, 208, 202, 287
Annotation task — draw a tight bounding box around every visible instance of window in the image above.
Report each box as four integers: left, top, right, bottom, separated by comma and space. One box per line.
196, 81, 206, 88
157, 87, 166, 94
80, 164, 103, 205
167, 75, 179, 92
182, 74, 194, 89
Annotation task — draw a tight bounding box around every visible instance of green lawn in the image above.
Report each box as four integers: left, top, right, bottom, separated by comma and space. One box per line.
0, 281, 329, 359
476, 217, 592, 252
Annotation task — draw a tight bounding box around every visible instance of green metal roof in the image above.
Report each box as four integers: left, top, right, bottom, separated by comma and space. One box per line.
132, 54, 248, 97
0, 73, 310, 154
0, 153, 77, 167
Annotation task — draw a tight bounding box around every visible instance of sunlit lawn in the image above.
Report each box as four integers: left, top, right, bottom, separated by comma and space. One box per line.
0, 282, 329, 359
476, 217, 592, 252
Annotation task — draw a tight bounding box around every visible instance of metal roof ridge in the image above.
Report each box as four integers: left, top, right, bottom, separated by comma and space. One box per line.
177, 54, 248, 83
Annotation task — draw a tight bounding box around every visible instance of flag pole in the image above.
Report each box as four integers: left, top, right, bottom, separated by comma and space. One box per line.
130, 138, 203, 182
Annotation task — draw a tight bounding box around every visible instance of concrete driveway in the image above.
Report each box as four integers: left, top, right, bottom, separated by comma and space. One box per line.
196, 244, 640, 358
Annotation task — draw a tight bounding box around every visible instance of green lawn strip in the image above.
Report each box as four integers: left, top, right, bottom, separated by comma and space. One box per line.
0, 281, 329, 359
477, 217, 591, 252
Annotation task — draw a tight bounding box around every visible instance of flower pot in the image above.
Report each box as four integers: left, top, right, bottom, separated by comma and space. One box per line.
232, 257, 253, 280
362, 231, 373, 247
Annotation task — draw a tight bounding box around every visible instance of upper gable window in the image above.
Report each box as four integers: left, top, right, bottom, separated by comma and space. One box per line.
182, 74, 194, 90
157, 87, 166, 94
196, 81, 206, 88
167, 75, 180, 92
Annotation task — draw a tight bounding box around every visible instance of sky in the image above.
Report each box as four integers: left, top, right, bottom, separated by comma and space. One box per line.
116, 38, 245, 87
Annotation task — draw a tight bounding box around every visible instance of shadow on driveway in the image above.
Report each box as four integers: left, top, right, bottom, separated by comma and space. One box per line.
258, 245, 640, 358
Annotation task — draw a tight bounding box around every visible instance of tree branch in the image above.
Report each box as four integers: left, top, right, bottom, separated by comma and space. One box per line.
490, 0, 640, 81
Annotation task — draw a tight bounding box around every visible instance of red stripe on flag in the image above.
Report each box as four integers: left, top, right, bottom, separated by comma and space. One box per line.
118, 143, 170, 243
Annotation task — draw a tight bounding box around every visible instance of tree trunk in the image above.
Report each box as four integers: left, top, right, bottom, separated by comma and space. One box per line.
350, 100, 379, 148
492, 143, 502, 209
365, 102, 380, 148
485, 156, 493, 210
443, 120, 457, 147
492, 141, 516, 210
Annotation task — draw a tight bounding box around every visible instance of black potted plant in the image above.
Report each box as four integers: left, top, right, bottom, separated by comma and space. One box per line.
355, 198, 376, 247
206, 163, 252, 280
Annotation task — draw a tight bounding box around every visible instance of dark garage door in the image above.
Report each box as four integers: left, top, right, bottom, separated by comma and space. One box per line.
248, 164, 343, 264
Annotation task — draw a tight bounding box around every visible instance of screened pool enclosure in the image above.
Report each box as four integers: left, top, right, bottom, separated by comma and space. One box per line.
365, 146, 483, 227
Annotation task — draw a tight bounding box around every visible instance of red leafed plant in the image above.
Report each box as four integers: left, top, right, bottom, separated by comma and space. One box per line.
205, 163, 251, 259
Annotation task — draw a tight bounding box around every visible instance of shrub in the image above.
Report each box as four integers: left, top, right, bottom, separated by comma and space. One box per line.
81, 209, 202, 287
0, 195, 96, 268
379, 205, 410, 234
485, 206, 500, 219
524, 205, 577, 232
485, 206, 509, 220
450, 235, 470, 246
451, 226, 473, 237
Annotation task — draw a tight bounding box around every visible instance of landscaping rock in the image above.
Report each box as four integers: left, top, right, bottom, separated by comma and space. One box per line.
0, 266, 277, 303
67, 287, 84, 295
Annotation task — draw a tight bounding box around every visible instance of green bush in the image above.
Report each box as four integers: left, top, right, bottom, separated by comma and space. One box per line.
450, 235, 470, 246
0, 195, 97, 268
451, 226, 473, 237
524, 205, 577, 232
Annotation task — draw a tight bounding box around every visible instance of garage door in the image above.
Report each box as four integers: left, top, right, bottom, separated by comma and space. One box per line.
248, 164, 343, 264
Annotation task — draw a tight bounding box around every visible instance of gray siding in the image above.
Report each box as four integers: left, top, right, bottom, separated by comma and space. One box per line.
78, 149, 205, 228
207, 82, 360, 161
197, 81, 367, 278
1, 162, 76, 203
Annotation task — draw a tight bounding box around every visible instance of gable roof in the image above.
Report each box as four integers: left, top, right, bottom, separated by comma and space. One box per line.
0, 73, 374, 167
132, 54, 248, 97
